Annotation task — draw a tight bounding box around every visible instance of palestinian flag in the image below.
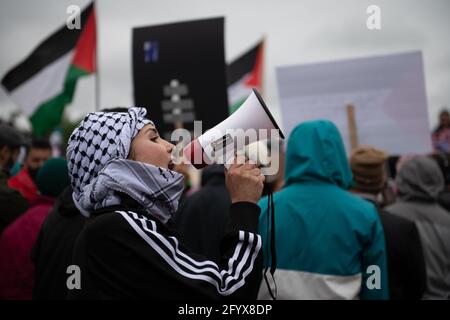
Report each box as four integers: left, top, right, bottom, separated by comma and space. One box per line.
227, 39, 264, 114
1, 3, 96, 136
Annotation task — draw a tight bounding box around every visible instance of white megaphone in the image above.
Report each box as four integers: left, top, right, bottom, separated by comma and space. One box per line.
183, 88, 284, 169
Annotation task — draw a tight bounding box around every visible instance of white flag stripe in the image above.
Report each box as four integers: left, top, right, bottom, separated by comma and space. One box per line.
10, 51, 73, 116
227, 73, 251, 105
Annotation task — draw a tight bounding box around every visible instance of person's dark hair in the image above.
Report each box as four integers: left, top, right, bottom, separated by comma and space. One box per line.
434, 108, 450, 133
28, 138, 51, 152
386, 155, 400, 179
439, 109, 449, 118
0, 124, 27, 149
429, 153, 450, 185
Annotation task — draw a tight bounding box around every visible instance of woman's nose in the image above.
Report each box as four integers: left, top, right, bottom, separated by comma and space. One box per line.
166, 140, 175, 153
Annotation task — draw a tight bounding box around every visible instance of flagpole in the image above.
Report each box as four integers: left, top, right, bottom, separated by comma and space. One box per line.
260, 35, 266, 98
94, 0, 100, 111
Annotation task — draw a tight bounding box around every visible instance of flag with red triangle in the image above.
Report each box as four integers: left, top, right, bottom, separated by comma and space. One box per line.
1, 3, 96, 136
227, 39, 264, 114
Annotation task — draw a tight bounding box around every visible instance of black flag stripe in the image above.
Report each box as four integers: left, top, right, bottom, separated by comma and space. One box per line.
227, 40, 262, 86
1, 3, 93, 92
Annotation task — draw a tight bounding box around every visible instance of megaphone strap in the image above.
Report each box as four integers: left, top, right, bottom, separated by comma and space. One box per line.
263, 185, 277, 300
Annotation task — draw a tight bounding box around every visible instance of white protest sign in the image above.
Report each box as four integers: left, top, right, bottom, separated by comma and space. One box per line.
277, 51, 432, 155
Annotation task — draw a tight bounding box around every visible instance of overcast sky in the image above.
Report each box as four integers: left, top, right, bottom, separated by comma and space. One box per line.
0, 0, 449, 131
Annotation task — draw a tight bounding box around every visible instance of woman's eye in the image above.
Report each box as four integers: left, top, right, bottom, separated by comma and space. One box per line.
150, 136, 158, 142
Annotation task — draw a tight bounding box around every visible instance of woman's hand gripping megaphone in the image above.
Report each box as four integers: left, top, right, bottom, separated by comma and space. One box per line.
225, 155, 265, 204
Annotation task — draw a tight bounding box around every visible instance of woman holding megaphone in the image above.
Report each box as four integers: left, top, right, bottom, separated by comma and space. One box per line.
67, 107, 264, 299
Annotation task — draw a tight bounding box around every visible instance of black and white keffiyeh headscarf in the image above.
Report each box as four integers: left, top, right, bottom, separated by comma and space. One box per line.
67, 107, 184, 223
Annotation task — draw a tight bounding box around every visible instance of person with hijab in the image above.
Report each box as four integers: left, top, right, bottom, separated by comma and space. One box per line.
67, 107, 265, 299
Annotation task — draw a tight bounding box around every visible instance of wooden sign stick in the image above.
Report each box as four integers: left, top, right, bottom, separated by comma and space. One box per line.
346, 104, 359, 150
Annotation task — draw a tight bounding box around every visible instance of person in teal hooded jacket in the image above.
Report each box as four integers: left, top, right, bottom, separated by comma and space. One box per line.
258, 120, 389, 300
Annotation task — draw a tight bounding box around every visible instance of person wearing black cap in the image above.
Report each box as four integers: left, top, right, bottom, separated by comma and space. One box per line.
0, 124, 29, 234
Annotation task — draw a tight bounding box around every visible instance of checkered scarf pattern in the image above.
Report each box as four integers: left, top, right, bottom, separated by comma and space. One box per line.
80, 158, 184, 223
66, 107, 184, 222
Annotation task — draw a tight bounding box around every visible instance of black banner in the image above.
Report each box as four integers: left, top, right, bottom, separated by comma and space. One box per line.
132, 17, 229, 141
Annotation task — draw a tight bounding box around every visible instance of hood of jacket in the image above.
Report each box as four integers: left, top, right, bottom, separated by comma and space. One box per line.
396, 156, 444, 202
285, 120, 353, 189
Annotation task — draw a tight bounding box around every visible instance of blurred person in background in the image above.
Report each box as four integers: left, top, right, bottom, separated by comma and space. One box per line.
258, 120, 389, 300
0, 158, 69, 299
385, 156, 450, 299
350, 146, 426, 300
32, 186, 85, 300
429, 152, 450, 213
432, 108, 450, 153
8, 138, 52, 203
350, 146, 395, 208
0, 124, 29, 234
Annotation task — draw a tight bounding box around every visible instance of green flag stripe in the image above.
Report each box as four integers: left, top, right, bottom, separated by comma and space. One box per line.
228, 97, 246, 114
30, 65, 90, 136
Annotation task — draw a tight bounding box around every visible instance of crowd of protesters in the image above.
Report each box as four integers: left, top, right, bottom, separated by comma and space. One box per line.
0, 107, 449, 300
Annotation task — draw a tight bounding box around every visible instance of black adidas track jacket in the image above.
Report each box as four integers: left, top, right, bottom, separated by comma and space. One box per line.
68, 202, 263, 300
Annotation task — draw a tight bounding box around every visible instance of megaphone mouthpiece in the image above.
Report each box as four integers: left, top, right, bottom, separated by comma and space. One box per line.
183, 138, 208, 169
